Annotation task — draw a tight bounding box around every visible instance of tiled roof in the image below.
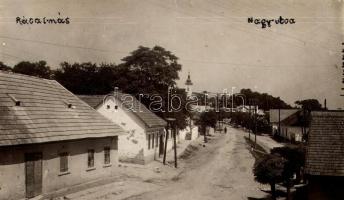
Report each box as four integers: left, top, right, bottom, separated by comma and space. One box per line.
305, 111, 344, 176
269, 109, 299, 123
78, 93, 167, 128
0, 71, 124, 147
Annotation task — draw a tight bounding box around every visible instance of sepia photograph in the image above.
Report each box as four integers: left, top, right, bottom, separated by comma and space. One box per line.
0, 0, 343, 199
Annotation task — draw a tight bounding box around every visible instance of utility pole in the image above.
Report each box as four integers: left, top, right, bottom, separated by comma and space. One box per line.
278, 108, 281, 137
248, 99, 251, 139
173, 125, 178, 168
164, 118, 176, 165
163, 126, 169, 165
254, 103, 257, 148
203, 125, 207, 143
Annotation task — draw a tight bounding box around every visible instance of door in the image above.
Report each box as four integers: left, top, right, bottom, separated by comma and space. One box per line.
25, 152, 43, 198
159, 134, 164, 156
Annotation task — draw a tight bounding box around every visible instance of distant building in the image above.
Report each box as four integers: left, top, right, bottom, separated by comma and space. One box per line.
78, 92, 168, 165
305, 111, 344, 200
279, 110, 306, 142
0, 71, 124, 200
185, 72, 193, 97
236, 105, 265, 115
269, 109, 299, 135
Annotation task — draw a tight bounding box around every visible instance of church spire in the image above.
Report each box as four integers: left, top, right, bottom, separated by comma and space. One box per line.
185, 71, 193, 97
185, 71, 193, 86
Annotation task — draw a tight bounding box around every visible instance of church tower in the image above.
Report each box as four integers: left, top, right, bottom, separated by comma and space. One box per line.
185, 72, 193, 97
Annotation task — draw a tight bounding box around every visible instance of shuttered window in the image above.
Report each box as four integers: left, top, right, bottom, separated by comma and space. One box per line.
156, 133, 159, 147
59, 152, 69, 172
88, 149, 95, 168
104, 147, 110, 164
114, 136, 118, 150
148, 135, 151, 149
152, 134, 154, 148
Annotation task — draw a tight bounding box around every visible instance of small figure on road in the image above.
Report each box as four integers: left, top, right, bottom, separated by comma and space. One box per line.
224, 127, 227, 134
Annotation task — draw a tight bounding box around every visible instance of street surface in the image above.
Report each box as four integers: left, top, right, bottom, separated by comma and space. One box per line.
64, 127, 269, 200
125, 127, 267, 200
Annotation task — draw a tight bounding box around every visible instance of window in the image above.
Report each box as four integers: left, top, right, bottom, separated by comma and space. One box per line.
59, 152, 69, 173
148, 135, 151, 149
156, 133, 159, 147
152, 134, 154, 148
104, 147, 110, 165
114, 136, 118, 150
106, 105, 110, 109
87, 149, 95, 168
114, 105, 118, 110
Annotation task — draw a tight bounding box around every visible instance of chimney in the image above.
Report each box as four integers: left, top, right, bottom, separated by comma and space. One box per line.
324, 98, 327, 110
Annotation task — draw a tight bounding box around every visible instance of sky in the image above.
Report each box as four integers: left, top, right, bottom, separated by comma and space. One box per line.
0, 0, 343, 109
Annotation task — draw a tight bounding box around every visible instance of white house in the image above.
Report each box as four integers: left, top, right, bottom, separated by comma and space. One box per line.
236, 105, 265, 115
269, 109, 299, 135
78, 93, 170, 165
269, 109, 305, 142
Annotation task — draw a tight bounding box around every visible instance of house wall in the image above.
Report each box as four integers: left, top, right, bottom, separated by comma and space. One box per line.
179, 126, 199, 141
97, 98, 147, 164
280, 126, 304, 142
0, 137, 118, 200
143, 128, 169, 164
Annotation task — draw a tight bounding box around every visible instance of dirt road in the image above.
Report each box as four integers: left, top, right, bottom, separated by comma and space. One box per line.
125, 127, 267, 200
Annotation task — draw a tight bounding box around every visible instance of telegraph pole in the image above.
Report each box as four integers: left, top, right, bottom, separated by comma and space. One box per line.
248, 99, 251, 139
278, 108, 281, 136
164, 118, 176, 166
163, 126, 169, 165
173, 125, 178, 168
254, 103, 257, 148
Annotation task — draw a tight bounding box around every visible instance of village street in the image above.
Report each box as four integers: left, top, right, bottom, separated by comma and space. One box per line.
63, 127, 268, 200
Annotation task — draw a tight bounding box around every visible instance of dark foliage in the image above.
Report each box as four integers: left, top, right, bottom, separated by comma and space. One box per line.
253, 154, 286, 200
240, 88, 292, 110
13, 60, 52, 79
54, 62, 117, 95
0, 62, 12, 71
295, 99, 324, 111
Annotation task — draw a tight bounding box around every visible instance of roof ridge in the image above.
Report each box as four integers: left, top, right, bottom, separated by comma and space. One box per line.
0, 70, 54, 82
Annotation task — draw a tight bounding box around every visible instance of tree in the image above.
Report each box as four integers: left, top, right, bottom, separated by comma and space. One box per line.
115, 46, 181, 95
271, 145, 306, 200
253, 154, 287, 200
114, 46, 185, 129
295, 99, 323, 111
0, 62, 12, 71
240, 89, 292, 110
54, 62, 117, 95
13, 60, 52, 79
195, 110, 217, 142
271, 145, 305, 182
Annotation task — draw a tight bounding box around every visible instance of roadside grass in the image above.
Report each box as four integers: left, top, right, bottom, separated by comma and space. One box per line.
179, 144, 199, 160
244, 136, 267, 160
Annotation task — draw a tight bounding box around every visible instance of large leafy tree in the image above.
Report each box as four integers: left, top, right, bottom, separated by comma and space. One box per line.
253, 154, 286, 200
240, 89, 292, 110
13, 60, 52, 79
115, 46, 181, 95
114, 46, 186, 129
295, 99, 323, 111
54, 62, 117, 95
271, 145, 306, 199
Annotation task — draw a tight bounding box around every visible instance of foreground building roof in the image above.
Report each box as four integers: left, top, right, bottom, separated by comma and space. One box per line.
305, 111, 344, 176
78, 93, 167, 129
0, 71, 124, 147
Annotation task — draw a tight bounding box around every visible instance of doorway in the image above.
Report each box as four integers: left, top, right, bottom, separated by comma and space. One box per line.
25, 152, 43, 199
